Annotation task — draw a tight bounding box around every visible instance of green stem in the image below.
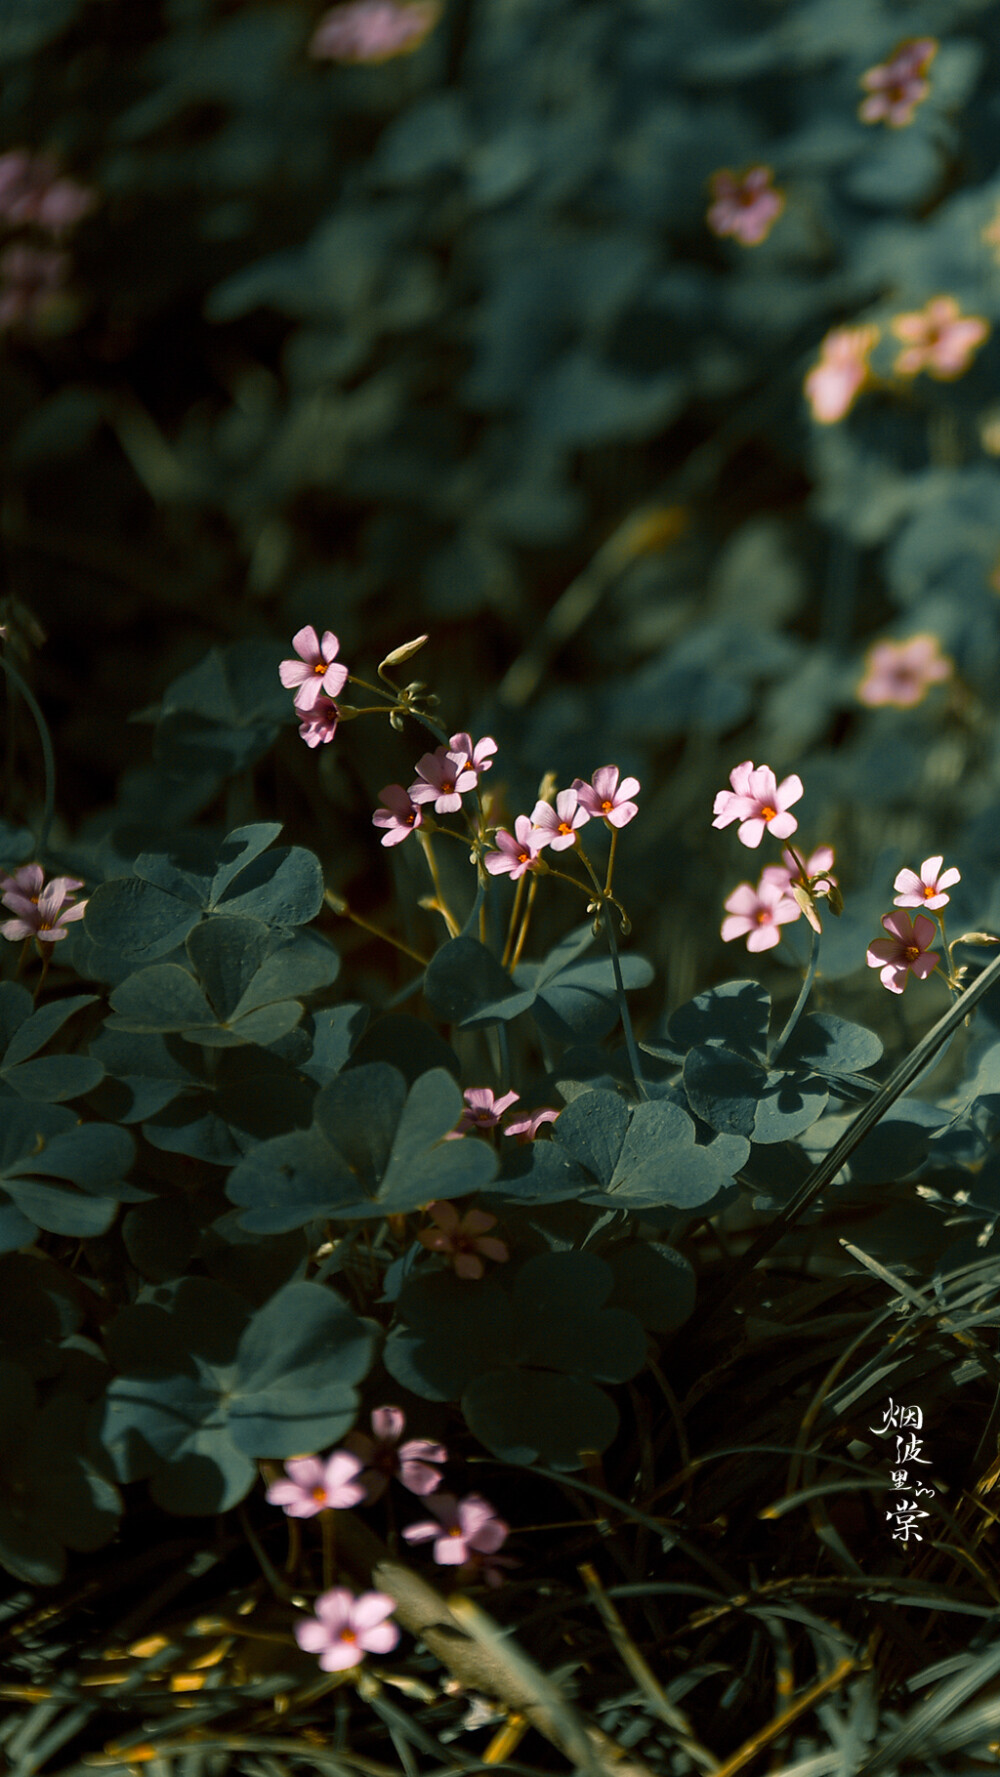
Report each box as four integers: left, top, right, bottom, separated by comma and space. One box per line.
0, 654, 56, 859
770, 924, 821, 1064
604, 916, 646, 1101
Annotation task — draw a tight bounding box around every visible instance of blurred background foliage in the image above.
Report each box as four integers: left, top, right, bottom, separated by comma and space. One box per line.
5, 0, 1000, 1031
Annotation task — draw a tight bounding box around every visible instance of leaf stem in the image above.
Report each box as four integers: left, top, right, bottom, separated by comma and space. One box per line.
770, 924, 821, 1064
604, 916, 646, 1101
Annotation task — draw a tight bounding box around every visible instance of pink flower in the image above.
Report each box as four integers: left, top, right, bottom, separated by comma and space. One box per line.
298, 695, 340, 748
265, 1450, 366, 1518
1, 868, 87, 944
447, 733, 497, 782
529, 789, 589, 851
417, 1201, 509, 1280
804, 324, 879, 424
891, 297, 989, 380
707, 165, 785, 246
450, 1087, 521, 1137
572, 766, 641, 828
309, 0, 441, 63
372, 784, 423, 846
409, 747, 478, 814
278, 627, 349, 713
402, 1492, 513, 1586
0, 243, 70, 330
485, 816, 547, 879
762, 845, 837, 897
503, 1106, 560, 1143
893, 855, 961, 910
294, 1587, 399, 1671
867, 909, 940, 994
857, 635, 952, 708
859, 38, 937, 128
343, 1406, 447, 1502
712, 761, 804, 849
721, 878, 802, 952
0, 151, 96, 232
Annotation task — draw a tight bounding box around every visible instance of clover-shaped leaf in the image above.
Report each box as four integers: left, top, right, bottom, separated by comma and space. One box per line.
662, 980, 772, 1062
683, 1046, 828, 1145
0, 1103, 138, 1250
0, 1362, 121, 1585
554, 1089, 747, 1208
0, 984, 103, 1102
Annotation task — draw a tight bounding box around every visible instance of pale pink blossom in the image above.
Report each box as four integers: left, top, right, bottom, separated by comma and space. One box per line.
278, 626, 349, 713
372, 784, 423, 846
857, 635, 952, 708
712, 761, 803, 849
402, 1492, 512, 1587
572, 766, 640, 828
409, 747, 477, 814
859, 38, 937, 128
762, 845, 837, 897
447, 733, 497, 782
0, 151, 96, 232
721, 878, 802, 952
298, 695, 340, 748
343, 1406, 446, 1502
503, 1106, 559, 1143
893, 855, 961, 910
449, 1087, 520, 1137
309, 0, 441, 63
0, 243, 70, 330
294, 1588, 399, 1671
707, 165, 785, 246
530, 789, 589, 851
804, 324, 879, 424
867, 909, 939, 994
265, 1451, 366, 1518
1, 869, 87, 944
891, 297, 989, 380
417, 1201, 508, 1280
485, 816, 547, 879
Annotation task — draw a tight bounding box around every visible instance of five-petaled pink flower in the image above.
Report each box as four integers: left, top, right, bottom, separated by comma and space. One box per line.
530, 789, 589, 851
417, 1201, 509, 1279
503, 1106, 560, 1143
712, 761, 804, 849
856, 635, 952, 708
721, 878, 802, 952
859, 38, 937, 128
893, 855, 961, 911
448, 1087, 520, 1138
402, 1492, 512, 1586
265, 1450, 366, 1518
485, 816, 547, 879
309, 0, 441, 63
707, 165, 785, 246
372, 784, 423, 846
343, 1406, 447, 1502
572, 766, 641, 828
447, 733, 497, 782
891, 297, 989, 381
294, 1588, 399, 1671
867, 909, 940, 994
409, 747, 478, 815
298, 695, 340, 749
804, 324, 879, 424
762, 845, 837, 898
279, 627, 350, 712
0, 151, 96, 232
1, 866, 87, 944
0, 243, 70, 330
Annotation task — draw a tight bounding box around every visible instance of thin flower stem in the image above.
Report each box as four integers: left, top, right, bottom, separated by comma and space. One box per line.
501, 873, 527, 970
323, 890, 429, 967
771, 924, 821, 1064
604, 826, 619, 897
0, 653, 56, 860
509, 875, 538, 971
348, 674, 449, 746
417, 831, 460, 937
321, 1510, 335, 1591
604, 916, 646, 1101
32, 944, 51, 1001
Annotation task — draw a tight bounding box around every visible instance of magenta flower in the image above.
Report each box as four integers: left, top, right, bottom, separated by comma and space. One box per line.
265, 1450, 366, 1518
891, 297, 989, 381
0, 151, 96, 232
859, 38, 937, 128
278, 627, 349, 713
402, 1491, 511, 1585
721, 878, 802, 952
762, 845, 837, 897
712, 761, 803, 849
893, 855, 961, 911
0, 243, 70, 330
417, 1201, 509, 1280
804, 324, 880, 424
485, 816, 547, 879
707, 165, 785, 246
449, 1087, 521, 1137
309, 0, 441, 63
857, 635, 952, 709
572, 766, 640, 829
1, 868, 87, 944
867, 910, 940, 995
298, 695, 340, 749
343, 1406, 446, 1502
503, 1106, 559, 1143
447, 733, 497, 783
372, 784, 423, 846
409, 747, 478, 815
294, 1587, 399, 1671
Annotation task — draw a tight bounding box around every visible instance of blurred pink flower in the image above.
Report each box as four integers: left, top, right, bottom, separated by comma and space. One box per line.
265, 1451, 366, 1518
893, 855, 961, 910
447, 733, 496, 782
857, 635, 952, 708
762, 845, 837, 897
859, 38, 937, 127
721, 878, 802, 952
294, 1587, 399, 1670
891, 297, 989, 380
712, 761, 803, 848
0, 243, 70, 330
449, 1087, 520, 1137
409, 747, 478, 814
372, 784, 423, 846
402, 1491, 511, 1585
1, 868, 87, 944
343, 1406, 446, 1501
485, 816, 546, 879
0, 151, 96, 231
417, 1201, 508, 1279
503, 1106, 559, 1143
279, 626, 349, 712
804, 324, 879, 423
572, 766, 640, 828
867, 910, 939, 994
309, 0, 441, 63
530, 788, 589, 851
298, 695, 340, 748
707, 165, 785, 246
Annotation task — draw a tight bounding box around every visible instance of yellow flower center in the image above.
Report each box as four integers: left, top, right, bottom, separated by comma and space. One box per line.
904, 945, 920, 962
922, 884, 936, 898
761, 805, 777, 822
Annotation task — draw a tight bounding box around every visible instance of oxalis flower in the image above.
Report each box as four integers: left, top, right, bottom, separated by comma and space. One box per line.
762, 845, 837, 897
859, 38, 937, 128
417, 1201, 508, 1279
447, 733, 497, 782
298, 695, 340, 749
721, 877, 801, 952
503, 1106, 559, 1142
402, 1492, 514, 1587
867, 910, 939, 995
706, 165, 785, 246
279, 626, 349, 713
343, 1406, 446, 1502
372, 784, 423, 846
530, 788, 589, 851
804, 324, 879, 424
485, 816, 547, 879
446, 1087, 520, 1138
893, 855, 960, 911
857, 635, 952, 708
409, 747, 478, 815
309, 0, 441, 63
891, 297, 989, 381
294, 1588, 399, 1671
572, 766, 640, 828
1, 866, 87, 944
265, 1450, 366, 1518
712, 761, 803, 848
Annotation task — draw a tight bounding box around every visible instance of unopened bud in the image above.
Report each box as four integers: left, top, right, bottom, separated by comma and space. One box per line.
955, 931, 1000, 946
535, 771, 558, 806
379, 634, 429, 673
826, 883, 844, 917
791, 882, 823, 934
